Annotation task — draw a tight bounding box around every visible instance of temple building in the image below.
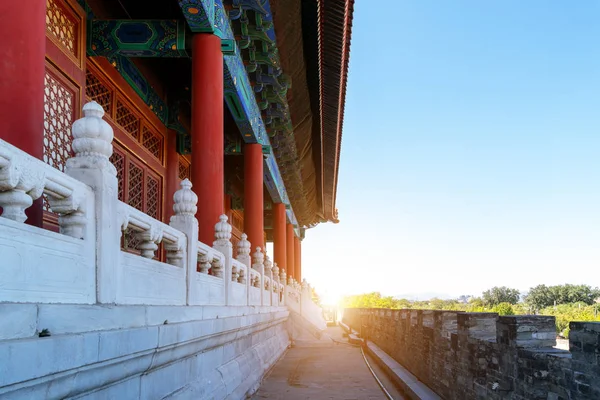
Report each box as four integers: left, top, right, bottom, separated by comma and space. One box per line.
0, 0, 352, 281
0, 0, 353, 398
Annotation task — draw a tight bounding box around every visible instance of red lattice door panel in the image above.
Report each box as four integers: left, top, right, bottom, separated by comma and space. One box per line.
110, 143, 164, 259
85, 62, 168, 226
42, 0, 86, 232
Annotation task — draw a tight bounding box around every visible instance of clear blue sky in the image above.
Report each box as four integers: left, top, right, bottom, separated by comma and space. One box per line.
302, 1, 600, 303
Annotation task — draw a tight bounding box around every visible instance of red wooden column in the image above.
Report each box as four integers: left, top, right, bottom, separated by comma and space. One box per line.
0, 0, 46, 226
294, 236, 301, 282
243, 143, 264, 250
286, 223, 295, 279
273, 203, 287, 272
191, 34, 224, 244
165, 130, 179, 221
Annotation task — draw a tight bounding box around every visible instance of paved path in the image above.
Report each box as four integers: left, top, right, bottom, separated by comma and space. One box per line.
253, 327, 390, 400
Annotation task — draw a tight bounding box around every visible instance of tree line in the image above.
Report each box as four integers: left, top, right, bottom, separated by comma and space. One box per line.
341, 284, 600, 337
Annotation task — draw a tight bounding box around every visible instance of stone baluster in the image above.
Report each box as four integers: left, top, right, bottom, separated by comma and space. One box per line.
264, 255, 273, 306
280, 268, 286, 285
272, 262, 280, 284
236, 233, 251, 266
211, 257, 224, 278
165, 242, 184, 267
237, 262, 247, 284
198, 254, 210, 274
264, 255, 272, 290
169, 178, 198, 304
280, 268, 287, 305
271, 262, 280, 306
213, 214, 232, 302
0, 138, 90, 240
65, 101, 119, 303
237, 233, 251, 305
231, 263, 239, 282
0, 145, 45, 223
252, 247, 264, 292
136, 225, 163, 259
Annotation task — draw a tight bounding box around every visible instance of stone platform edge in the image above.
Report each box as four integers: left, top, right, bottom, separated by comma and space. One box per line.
339, 320, 441, 400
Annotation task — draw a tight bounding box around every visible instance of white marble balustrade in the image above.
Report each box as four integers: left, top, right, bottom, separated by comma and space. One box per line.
0, 101, 326, 317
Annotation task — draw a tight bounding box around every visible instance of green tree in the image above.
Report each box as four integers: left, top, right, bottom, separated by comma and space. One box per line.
482, 286, 520, 306
492, 302, 515, 315
525, 284, 600, 311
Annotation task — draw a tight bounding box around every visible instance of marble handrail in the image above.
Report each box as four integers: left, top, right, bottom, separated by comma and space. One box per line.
0, 138, 93, 239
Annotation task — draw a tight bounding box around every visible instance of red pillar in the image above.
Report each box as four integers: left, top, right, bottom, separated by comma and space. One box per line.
294, 236, 301, 282
244, 143, 264, 250
273, 203, 287, 272
165, 130, 179, 221
0, 0, 46, 226
286, 223, 295, 279
192, 34, 224, 244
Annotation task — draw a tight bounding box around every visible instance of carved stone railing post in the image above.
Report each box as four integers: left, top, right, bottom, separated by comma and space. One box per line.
213, 214, 232, 304
169, 178, 198, 305
272, 262, 280, 284
272, 262, 280, 306
237, 233, 251, 306
65, 101, 119, 304
264, 255, 273, 306
280, 268, 287, 305
252, 247, 265, 305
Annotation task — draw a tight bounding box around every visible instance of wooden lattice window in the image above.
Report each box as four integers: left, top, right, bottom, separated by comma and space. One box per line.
85, 65, 166, 166
46, 0, 79, 57
110, 149, 126, 201
42, 67, 77, 214
127, 161, 144, 211
178, 156, 191, 180
109, 143, 163, 218
85, 71, 113, 113
43, 71, 75, 173
146, 175, 160, 220
116, 99, 141, 140
110, 143, 163, 256
141, 125, 163, 161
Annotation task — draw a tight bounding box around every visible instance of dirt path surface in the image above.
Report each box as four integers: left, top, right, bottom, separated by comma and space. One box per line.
253, 327, 403, 400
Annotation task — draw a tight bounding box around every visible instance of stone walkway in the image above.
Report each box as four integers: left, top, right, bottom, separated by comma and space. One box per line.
253, 327, 390, 400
